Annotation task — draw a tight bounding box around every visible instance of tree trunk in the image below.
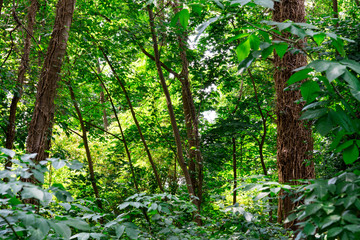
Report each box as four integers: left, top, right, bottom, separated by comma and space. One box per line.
26, 0, 76, 163
332, 0, 339, 28
97, 61, 108, 131
232, 137, 237, 205
355, 0, 360, 7
146, 5, 196, 204
101, 49, 164, 193
89, 64, 140, 192
273, 0, 315, 228
68, 83, 103, 210
172, 3, 204, 212
5, 0, 38, 167
0, 0, 3, 15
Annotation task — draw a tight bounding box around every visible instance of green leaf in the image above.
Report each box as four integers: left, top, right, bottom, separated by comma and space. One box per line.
236, 39, 250, 62
320, 215, 341, 229
335, 140, 354, 153
0, 148, 15, 158
277, 22, 292, 31
303, 222, 316, 235
274, 42, 288, 59
300, 108, 327, 120
178, 9, 190, 29
254, 0, 274, 9
118, 202, 130, 210
50, 222, 71, 240
254, 192, 270, 200
332, 39, 345, 57
327, 227, 343, 238
322, 204, 335, 215
343, 195, 357, 209
190, 4, 202, 15
70, 233, 90, 240
195, 16, 220, 41
341, 59, 360, 75
315, 115, 333, 136
301, 81, 320, 103
115, 225, 125, 238
238, 55, 254, 74
343, 144, 359, 164
325, 63, 346, 82
313, 33, 326, 46
350, 89, 360, 102
290, 25, 307, 39
342, 70, 360, 91
231, 0, 252, 6
125, 227, 140, 240
308, 60, 332, 72
213, 0, 224, 9
330, 105, 354, 132
261, 45, 274, 59
52, 159, 66, 169
249, 34, 260, 50
305, 203, 322, 216
344, 224, 360, 233
287, 68, 313, 85
225, 33, 249, 44
64, 219, 90, 231
342, 211, 360, 223
22, 187, 44, 201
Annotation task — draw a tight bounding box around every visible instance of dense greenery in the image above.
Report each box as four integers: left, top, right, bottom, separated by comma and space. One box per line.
0, 0, 359, 239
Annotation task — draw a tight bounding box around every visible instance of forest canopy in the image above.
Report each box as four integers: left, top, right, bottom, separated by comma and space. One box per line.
0, 0, 360, 239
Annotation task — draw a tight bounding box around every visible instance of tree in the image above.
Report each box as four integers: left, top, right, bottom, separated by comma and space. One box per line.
273, 0, 315, 227
5, 0, 38, 167
26, 0, 76, 163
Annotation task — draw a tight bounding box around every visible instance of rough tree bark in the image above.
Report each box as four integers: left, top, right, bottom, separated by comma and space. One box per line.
273, 0, 315, 228
26, 0, 76, 163
68, 83, 103, 210
5, 0, 38, 167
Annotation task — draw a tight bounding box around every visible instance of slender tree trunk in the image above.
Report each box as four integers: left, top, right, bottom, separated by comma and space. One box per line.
89, 63, 140, 191
232, 137, 237, 205
97, 61, 108, 131
273, 0, 315, 228
0, 0, 3, 16
172, 2, 204, 212
68, 83, 103, 210
146, 6, 196, 204
248, 69, 268, 176
101, 49, 164, 193
355, 0, 360, 7
26, 0, 76, 163
332, 0, 339, 28
332, 0, 339, 19
5, 0, 38, 167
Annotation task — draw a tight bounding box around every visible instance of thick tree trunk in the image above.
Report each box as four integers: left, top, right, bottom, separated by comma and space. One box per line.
5, 0, 38, 167
273, 0, 315, 228
26, 0, 76, 163
68, 84, 103, 210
